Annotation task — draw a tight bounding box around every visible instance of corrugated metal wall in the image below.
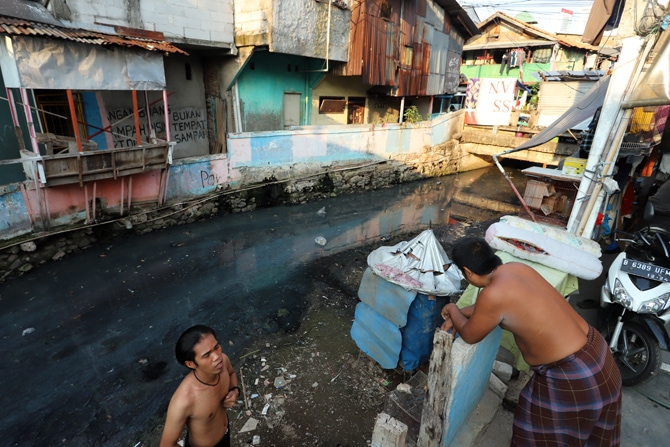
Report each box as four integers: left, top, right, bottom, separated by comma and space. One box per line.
336, 0, 461, 97
537, 81, 594, 127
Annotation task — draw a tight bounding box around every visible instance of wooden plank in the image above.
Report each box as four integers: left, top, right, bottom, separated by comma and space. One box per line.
417, 330, 453, 447
371, 413, 408, 447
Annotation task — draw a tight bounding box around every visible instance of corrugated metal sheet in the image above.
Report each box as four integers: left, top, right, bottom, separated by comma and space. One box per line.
401, 0, 416, 47
0, 15, 187, 55
537, 81, 599, 128
332, 0, 365, 76
337, 0, 472, 96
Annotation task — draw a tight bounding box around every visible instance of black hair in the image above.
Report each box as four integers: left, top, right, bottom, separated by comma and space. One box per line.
175, 325, 216, 367
451, 237, 502, 276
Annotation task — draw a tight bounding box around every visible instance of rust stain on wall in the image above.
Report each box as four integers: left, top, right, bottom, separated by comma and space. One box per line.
335, 0, 451, 97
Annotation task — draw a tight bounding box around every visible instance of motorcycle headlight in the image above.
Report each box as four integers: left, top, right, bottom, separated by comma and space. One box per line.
612, 278, 633, 309
638, 292, 670, 314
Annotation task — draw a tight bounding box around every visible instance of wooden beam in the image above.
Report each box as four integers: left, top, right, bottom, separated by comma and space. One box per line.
417, 330, 453, 447
371, 413, 408, 447
132, 90, 142, 146
66, 89, 83, 153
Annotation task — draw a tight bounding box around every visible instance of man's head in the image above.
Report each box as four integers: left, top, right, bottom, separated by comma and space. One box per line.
451, 237, 502, 279
175, 324, 216, 368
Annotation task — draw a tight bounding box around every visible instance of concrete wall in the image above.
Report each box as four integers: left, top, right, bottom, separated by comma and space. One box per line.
0, 112, 466, 279
444, 328, 502, 446
236, 51, 325, 131
49, 0, 235, 47
235, 0, 349, 61
96, 55, 209, 158
311, 75, 369, 125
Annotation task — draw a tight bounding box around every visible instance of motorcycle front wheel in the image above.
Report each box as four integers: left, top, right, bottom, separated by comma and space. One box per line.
605, 322, 661, 386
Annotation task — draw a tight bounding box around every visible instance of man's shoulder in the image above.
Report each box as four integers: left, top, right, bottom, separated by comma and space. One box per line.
171, 375, 197, 406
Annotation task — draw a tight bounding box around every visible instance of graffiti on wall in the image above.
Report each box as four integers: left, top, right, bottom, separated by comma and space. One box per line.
108, 106, 208, 147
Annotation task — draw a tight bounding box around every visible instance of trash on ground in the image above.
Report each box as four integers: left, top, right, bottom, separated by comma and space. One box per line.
274, 375, 286, 388
314, 236, 327, 246
316, 206, 326, 216
239, 417, 259, 433
396, 383, 412, 393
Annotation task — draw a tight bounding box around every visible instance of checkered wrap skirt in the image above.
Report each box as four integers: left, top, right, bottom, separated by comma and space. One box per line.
512, 325, 622, 447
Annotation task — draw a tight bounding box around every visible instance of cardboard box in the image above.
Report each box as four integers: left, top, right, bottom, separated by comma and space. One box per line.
523, 179, 555, 209
562, 157, 587, 176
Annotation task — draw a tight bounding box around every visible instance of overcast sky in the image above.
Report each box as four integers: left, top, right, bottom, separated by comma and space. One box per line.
459, 0, 595, 34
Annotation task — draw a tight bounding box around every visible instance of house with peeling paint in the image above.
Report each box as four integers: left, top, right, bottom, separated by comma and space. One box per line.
461, 11, 603, 83
458, 11, 606, 129
0, 0, 191, 239
230, 0, 478, 129
0, 0, 481, 265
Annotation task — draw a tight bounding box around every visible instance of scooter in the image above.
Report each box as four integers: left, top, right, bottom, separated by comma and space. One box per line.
600, 203, 670, 386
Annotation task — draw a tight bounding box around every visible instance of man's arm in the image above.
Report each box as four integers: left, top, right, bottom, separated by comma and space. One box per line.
441, 304, 474, 332
160, 398, 188, 447
442, 296, 502, 344
223, 357, 240, 408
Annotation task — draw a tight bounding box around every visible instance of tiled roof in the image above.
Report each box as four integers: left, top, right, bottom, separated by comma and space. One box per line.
476, 11, 602, 53
0, 15, 187, 55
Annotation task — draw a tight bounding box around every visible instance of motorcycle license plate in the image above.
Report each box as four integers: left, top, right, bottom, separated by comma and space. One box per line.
620, 259, 670, 282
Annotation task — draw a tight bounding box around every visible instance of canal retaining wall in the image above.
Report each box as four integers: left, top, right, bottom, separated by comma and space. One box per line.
0, 114, 471, 281
0, 111, 572, 282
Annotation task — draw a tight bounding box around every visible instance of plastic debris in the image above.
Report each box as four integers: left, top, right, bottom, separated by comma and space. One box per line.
316, 206, 326, 216
314, 236, 327, 246
261, 403, 270, 415
239, 417, 259, 433
274, 375, 286, 388
396, 383, 412, 393
22, 328, 35, 336
252, 435, 261, 445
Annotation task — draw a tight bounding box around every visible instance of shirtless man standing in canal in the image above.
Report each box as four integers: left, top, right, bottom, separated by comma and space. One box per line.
441, 237, 622, 447
160, 325, 240, 447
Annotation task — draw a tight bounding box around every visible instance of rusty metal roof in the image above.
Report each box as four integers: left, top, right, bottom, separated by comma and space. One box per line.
0, 15, 188, 55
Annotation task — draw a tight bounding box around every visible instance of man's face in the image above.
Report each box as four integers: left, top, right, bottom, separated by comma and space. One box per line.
191, 333, 224, 374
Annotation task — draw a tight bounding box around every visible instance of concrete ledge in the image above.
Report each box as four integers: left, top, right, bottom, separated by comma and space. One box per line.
453, 387, 503, 447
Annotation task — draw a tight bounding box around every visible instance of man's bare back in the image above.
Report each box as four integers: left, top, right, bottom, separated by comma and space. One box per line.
443, 237, 622, 446
484, 262, 588, 365
443, 262, 589, 366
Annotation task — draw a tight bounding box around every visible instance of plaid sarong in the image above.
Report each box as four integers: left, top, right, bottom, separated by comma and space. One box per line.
512, 325, 622, 446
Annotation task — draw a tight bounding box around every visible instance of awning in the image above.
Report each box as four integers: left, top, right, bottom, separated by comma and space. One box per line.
512, 75, 610, 152
0, 35, 167, 90
623, 29, 670, 108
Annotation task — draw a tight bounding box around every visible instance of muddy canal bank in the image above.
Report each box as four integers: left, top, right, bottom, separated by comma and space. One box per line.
140, 218, 497, 447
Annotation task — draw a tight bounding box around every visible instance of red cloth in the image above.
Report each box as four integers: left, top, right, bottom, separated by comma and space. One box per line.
652, 105, 670, 144
621, 180, 635, 217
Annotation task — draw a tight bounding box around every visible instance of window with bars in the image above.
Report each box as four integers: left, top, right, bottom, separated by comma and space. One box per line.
34, 91, 87, 139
